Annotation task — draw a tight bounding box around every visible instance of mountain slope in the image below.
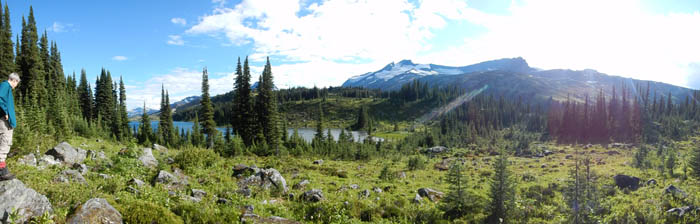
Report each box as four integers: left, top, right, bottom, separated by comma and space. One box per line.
342, 57, 534, 90
343, 58, 695, 102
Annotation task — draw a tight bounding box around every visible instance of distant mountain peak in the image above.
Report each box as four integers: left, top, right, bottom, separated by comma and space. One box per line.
342, 57, 535, 90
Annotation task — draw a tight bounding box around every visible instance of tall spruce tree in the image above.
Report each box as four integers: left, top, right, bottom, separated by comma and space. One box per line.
157, 87, 177, 146
254, 57, 279, 151
0, 2, 13, 79
138, 101, 152, 144
77, 69, 93, 120
118, 76, 129, 139
486, 150, 516, 224
18, 8, 45, 105
440, 161, 480, 220
200, 67, 216, 148
233, 57, 254, 146
314, 103, 325, 143
94, 68, 115, 129
191, 112, 204, 147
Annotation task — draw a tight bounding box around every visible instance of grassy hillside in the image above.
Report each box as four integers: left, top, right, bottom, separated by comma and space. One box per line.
7, 135, 700, 223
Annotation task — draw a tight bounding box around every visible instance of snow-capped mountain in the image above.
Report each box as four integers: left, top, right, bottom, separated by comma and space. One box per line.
342, 57, 533, 90
127, 107, 159, 118
171, 96, 201, 108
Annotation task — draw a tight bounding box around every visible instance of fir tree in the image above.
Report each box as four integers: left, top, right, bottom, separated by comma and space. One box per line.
254, 57, 279, 151
314, 103, 325, 143
486, 150, 516, 224
191, 113, 204, 147
77, 69, 93, 120
18, 8, 45, 105
0, 2, 13, 78
689, 145, 700, 178
440, 161, 480, 220
94, 68, 115, 129
138, 101, 152, 144
233, 57, 254, 146
118, 76, 129, 139
200, 67, 217, 148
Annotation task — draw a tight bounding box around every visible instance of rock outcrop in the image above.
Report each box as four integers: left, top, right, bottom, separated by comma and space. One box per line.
0, 179, 53, 223
45, 142, 87, 166
417, 188, 444, 202
302, 189, 324, 202
66, 198, 122, 224
236, 167, 287, 194
138, 148, 158, 168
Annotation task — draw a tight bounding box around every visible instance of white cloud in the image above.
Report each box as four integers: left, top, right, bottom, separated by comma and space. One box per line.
419, 0, 700, 88
171, 17, 187, 26
186, 0, 700, 88
125, 67, 261, 110
167, 35, 185, 46
112, 56, 128, 61
186, 0, 470, 87
48, 22, 74, 33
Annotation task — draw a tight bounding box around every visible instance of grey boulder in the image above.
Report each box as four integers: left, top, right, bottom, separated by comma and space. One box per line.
302, 189, 324, 202
66, 198, 122, 224
45, 142, 87, 166
417, 188, 444, 202
138, 148, 158, 168
0, 179, 53, 224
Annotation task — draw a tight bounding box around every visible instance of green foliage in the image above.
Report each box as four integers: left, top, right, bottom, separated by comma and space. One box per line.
233, 57, 255, 146
407, 155, 426, 171
440, 162, 483, 221
378, 164, 395, 181
254, 57, 280, 151
174, 146, 221, 172
486, 151, 516, 224
116, 200, 183, 224
199, 67, 217, 148
172, 203, 239, 224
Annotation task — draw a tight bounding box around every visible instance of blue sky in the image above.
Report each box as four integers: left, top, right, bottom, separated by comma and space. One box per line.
5, 0, 700, 109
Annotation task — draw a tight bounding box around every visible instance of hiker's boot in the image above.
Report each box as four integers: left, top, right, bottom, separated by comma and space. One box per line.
0, 163, 15, 181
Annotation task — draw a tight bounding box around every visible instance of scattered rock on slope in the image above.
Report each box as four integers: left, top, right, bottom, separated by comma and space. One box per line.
66, 198, 122, 224
0, 179, 53, 224
45, 142, 87, 166
236, 166, 288, 194
417, 188, 444, 202
138, 148, 158, 168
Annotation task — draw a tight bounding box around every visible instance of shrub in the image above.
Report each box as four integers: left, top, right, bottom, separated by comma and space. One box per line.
407, 156, 426, 171
117, 200, 183, 224
172, 203, 239, 224
378, 165, 395, 181
175, 146, 221, 171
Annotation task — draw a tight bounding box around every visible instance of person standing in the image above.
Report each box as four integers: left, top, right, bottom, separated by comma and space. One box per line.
0, 73, 19, 181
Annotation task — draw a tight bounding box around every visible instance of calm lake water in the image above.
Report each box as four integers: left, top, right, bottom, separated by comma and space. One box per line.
128, 121, 377, 143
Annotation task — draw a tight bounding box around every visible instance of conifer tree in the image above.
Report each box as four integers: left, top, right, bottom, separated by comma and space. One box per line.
486, 150, 516, 224
440, 161, 480, 220
200, 67, 216, 148
18, 8, 44, 105
233, 57, 254, 146
77, 69, 93, 120
689, 145, 700, 178
0, 2, 13, 79
191, 113, 203, 147
94, 69, 115, 129
314, 103, 325, 143
118, 77, 129, 139
138, 101, 152, 144
157, 87, 177, 146
254, 57, 279, 151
